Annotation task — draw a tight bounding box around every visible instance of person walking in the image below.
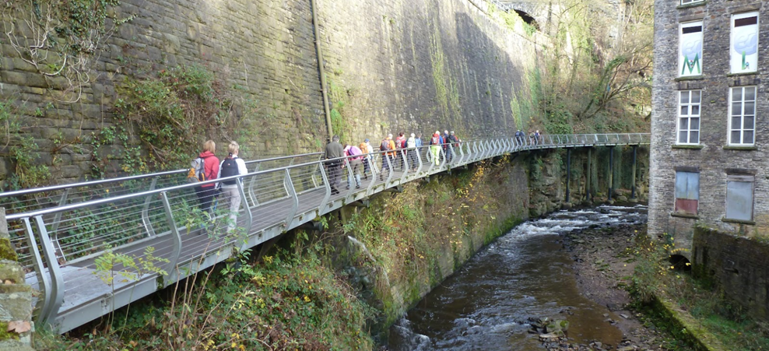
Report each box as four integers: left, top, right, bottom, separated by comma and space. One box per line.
344, 144, 364, 189
195, 140, 220, 215
406, 133, 417, 171
380, 134, 396, 181
325, 135, 344, 195
429, 131, 442, 164
535, 130, 541, 145
217, 141, 248, 232
448, 131, 460, 162
395, 132, 407, 170
360, 138, 373, 180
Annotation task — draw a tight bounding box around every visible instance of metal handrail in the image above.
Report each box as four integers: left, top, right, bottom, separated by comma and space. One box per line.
7, 132, 649, 333
0, 152, 323, 201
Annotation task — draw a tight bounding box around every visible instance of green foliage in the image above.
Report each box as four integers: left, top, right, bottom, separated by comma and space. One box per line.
93, 247, 169, 286
47, 247, 374, 350
110, 65, 233, 173
0, 100, 51, 189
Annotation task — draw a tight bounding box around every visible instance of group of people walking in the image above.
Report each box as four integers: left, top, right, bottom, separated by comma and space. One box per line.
323, 130, 462, 195
189, 129, 469, 230
515, 129, 543, 145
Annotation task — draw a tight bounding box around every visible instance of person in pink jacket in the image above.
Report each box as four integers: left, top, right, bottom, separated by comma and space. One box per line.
196, 140, 220, 214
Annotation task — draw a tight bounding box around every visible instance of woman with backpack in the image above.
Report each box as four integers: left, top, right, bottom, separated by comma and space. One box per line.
196, 140, 220, 215
217, 141, 248, 232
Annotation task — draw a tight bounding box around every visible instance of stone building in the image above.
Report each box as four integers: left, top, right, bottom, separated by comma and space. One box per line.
649, 0, 767, 251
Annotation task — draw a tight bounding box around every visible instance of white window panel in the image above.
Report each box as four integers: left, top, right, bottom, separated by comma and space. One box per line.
728, 86, 756, 146
731, 12, 759, 74
677, 91, 701, 145
679, 22, 703, 77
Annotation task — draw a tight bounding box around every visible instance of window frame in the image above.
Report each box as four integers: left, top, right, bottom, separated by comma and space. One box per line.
730, 12, 759, 74
727, 86, 757, 146
679, 21, 704, 78
677, 90, 702, 145
680, 0, 704, 5
674, 171, 700, 215
725, 175, 754, 221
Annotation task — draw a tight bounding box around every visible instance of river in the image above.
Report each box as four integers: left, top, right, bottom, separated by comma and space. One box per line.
387, 205, 647, 350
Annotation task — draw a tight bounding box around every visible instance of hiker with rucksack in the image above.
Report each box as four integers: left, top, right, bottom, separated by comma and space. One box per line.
359, 138, 373, 180
429, 131, 442, 164
344, 144, 364, 189
217, 141, 248, 232
193, 140, 220, 214
395, 132, 407, 170
379, 134, 396, 181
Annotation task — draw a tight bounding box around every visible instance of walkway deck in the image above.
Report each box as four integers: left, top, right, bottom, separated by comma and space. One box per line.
3, 133, 649, 333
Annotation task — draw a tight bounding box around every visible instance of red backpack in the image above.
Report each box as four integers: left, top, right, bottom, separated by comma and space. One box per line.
431, 136, 440, 145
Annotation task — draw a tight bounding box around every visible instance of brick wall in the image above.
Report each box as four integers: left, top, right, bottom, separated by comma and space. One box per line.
649, 0, 769, 251
0, 0, 539, 184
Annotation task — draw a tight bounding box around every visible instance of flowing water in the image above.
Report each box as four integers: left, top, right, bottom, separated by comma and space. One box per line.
388, 205, 647, 350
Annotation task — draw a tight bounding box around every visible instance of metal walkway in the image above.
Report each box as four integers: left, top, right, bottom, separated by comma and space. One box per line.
2, 133, 649, 333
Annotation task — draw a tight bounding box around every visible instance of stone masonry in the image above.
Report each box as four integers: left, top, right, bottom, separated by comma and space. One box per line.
0, 208, 34, 351
649, 0, 769, 253
0, 0, 539, 184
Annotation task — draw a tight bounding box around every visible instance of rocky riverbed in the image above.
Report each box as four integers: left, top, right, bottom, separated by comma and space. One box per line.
546, 221, 673, 351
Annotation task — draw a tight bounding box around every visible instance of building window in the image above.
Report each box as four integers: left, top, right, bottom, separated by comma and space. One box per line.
675, 171, 699, 215
725, 175, 754, 221
681, 0, 704, 5
731, 12, 759, 74
728, 86, 756, 145
679, 22, 703, 77
678, 91, 701, 144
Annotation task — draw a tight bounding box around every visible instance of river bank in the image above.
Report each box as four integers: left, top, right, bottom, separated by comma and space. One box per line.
559, 212, 686, 351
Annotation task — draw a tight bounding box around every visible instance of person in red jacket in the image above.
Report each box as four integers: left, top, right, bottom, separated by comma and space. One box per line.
196, 140, 220, 214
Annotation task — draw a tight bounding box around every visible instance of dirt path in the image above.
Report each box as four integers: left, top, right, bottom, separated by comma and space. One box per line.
548, 223, 673, 351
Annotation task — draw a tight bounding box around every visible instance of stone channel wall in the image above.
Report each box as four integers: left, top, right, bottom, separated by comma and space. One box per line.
692, 225, 769, 321
0, 0, 539, 184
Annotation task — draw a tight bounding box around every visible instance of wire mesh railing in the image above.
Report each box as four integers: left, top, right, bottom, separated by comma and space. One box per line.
4, 133, 649, 333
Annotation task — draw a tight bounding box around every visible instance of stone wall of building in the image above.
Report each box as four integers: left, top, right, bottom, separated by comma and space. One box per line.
0, 0, 539, 184
649, 0, 769, 251
692, 225, 769, 321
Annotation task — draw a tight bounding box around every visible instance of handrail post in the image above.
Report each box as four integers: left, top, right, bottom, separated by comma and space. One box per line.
385, 152, 395, 184
34, 215, 64, 327
141, 177, 159, 238
159, 192, 182, 282
23, 217, 50, 325
49, 187, 70, 262
366, 156, 379, 196
284, 169, 299, 226
416, 146, 425, 173
343, 158, 355, 199
456, 143, 465, 165
318, 162, 332, 214
247, 163, 262, 207
400, 149, 410, 183
236, 176, 252, 236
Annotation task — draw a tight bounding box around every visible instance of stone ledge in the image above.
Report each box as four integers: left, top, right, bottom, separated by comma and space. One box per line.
672, 144, 703, 150
676, 1, 707, 10
671, 212, 699, 219
675, 76, 704, 82
721, 218, 755, 225
726, 72, 758, 78
652, 293, 727, 351
722, 146, 757, 151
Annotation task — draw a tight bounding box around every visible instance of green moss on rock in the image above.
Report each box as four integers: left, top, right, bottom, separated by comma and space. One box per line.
0, 238, 17, 262
0, 321, 19, 341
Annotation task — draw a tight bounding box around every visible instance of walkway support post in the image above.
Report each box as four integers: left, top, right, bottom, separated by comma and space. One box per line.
566, 148, 571, 203
608, 146, 614, 202
631, 145, 638, 200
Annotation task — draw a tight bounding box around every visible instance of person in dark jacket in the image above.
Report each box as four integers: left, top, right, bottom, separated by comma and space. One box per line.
325, 135, 344, 195
196, 140, 220, 214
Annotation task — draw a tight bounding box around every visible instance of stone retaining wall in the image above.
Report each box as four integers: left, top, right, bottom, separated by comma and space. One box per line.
0, 0, 539, 184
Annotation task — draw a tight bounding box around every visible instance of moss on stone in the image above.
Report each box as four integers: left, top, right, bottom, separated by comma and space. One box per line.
0, 238, 18, 262
0, 321, 19, 341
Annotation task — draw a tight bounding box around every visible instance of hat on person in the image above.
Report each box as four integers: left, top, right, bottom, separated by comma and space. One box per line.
410, 133, 415, 137
435, 130, 440, 134
364, 138, 369, 142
